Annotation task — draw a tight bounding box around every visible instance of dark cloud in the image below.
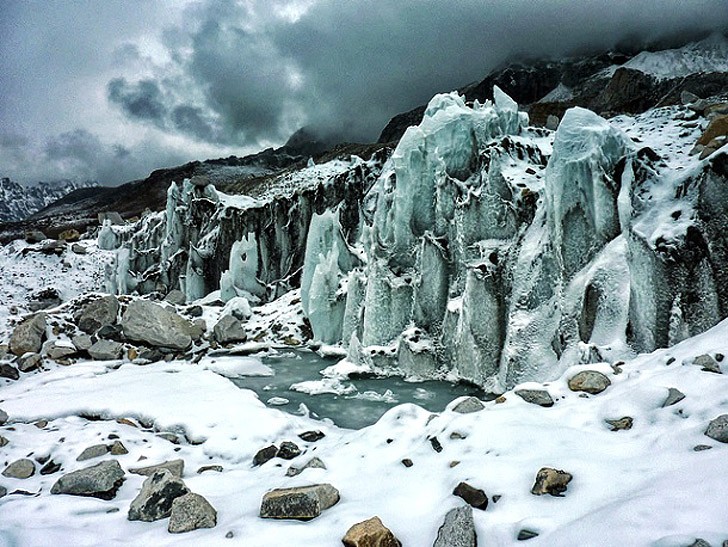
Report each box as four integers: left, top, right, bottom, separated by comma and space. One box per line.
107, 78, 168, 123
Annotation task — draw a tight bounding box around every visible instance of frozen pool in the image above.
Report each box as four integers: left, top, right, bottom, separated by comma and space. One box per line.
225, 350, 488, 430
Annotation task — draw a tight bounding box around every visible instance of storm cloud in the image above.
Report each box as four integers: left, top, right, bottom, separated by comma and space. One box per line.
2, 0, 728, 185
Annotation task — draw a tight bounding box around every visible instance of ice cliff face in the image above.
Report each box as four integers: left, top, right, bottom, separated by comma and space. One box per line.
108, 88, 728, 392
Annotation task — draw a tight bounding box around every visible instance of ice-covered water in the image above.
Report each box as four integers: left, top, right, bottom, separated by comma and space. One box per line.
229, 350, 487, 429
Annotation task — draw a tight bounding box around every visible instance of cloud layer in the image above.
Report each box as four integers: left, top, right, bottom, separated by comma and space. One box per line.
2, 0, 728, 185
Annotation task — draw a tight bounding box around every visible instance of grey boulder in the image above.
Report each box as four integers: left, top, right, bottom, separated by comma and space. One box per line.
75, 295, 119, 334
76, 444, 110, 461
260, 483, 340, 520
42, 340, 76, 361
51, 459, 125, 500
122, 300, 193, 350
2, 459, 35, 479
129, 459, 184, 479
567, 370, 611, 394
515, 389, 555, 407
17, 352, 42, 372
9, 314, 46, 356
213, 315, 247, 345
705, 414, 728, 443
433, 505, 477, 547
168, 492, 217, 533
128, 469, 190, 522
451, 397, 485, 414
88, 339, 124, 360
0, 409, 7, 425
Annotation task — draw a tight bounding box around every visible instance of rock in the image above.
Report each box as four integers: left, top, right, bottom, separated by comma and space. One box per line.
688, 540, 711, 547
452, 482, 488, 510
58, 229, 81, 242
24, 230, 47, 243
97, 324, 124, 341
40, 460, 62, 475
693, 444, 712, 451
72, 334, 93, 351
260, 483, 340, 520
286, 456, 326, 477
109, 441, 128, 455
39, 239, 66, 255
0, 485, 6, 498
430, 436, 443, 453
693, 354, 721, 373
515, 389, 554, 407
433, 505, 477, 547
680, 90, 700, 105
129, 459, 185, 479
17, 352, 42, 372
77, 444, 110, 461
128, 469, 190, 522
567, 370, 611, 394
98, 212, 124, 225
88, 339, 124, 360
298, 430, 325, 442
168, 492, 217, 533
164, 290, 186, 306
0, 436, 8, 446
517, 529, 539, 540
184, 305, 203, 318
9, 313, 47, 356
71, 243, 87, 255
342, 516, 402, 547
74, 295, 119, 334
451, 397, 485, 414
546, 115, 560, 130
0, 409, 7, 425
605, 417, 633, 431
276, 441, 302, 460
697, 114, 728, 146
531, 467, 572, 496
189, 175, 210, 187
157, 432, 180, 443
42, 340, 76, 361
401, 459, 414, 468
2, 459, 35, 479
28, 288, 63, 311
705, 414, 728, 443
121, 300, 193, 350
197, 465, 223, 474
0, 364, 20, 380
213, 315, 247, 345
51, 460, 125, 499
188, 319, 206, 342
662, 388, 686, 407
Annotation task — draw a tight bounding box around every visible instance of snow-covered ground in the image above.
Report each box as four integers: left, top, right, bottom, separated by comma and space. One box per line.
1, 99, 728, 545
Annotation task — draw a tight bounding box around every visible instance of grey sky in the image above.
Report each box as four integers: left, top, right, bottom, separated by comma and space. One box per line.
1, 0, 727, 185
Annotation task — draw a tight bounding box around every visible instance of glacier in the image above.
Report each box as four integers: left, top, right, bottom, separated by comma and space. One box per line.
106, 87, 728, 392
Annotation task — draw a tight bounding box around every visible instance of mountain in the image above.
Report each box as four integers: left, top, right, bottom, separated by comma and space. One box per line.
0, 177, 97, 223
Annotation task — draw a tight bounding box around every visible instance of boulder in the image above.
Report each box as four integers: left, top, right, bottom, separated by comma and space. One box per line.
2, 459, 35, 479
451, 397, 485, 414
452, 482, 488, 510
88, 339, 124, 360
515, 389, 555, 407
276, 441, 302, 460
546, 115, 560, 130
9, 314, 46, 356
260, 483, 340, 520
0, 436, 8, 447
342, 516, 402, 547
168, 492, 217, 533
109, 441, 128, 455
286, 457, 327, 477
213, 315, 247, 345
692, 354, 721, 373
71, 334, 93, 351
42, 340, 76, 361
567, 370, 611, 394
24, 230, 47, 243
121, 300, 193, 350
0, 364, 20, 380
164, 290, 186, 306
0, 409, 7, 425
76, 444, 110, 461
129, 459, 184, 479
40, 460, 62, 475
51, 460, 125, 499
662, 388, 686, 407
253, 445, 278, 467
298, 430, 325, 442
517, 529, 539, 540
128, 469, 190, 522
531, 467, 572, 496
58, 229, 81, 242
433, 505, 477, 547
71, 243, 87, 255
0, 485, 6, 498
705, 414, 728, 443
697, 115, 728, 146
17, 352, 43, 372
74, 295, 119, 334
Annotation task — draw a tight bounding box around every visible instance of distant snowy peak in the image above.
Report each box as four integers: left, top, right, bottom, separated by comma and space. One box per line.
0, 177, 97, 223
609, 32, 728, 80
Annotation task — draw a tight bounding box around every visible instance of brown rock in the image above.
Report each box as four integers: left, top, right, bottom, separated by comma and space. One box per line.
342, 516, 402, 547
531, 467, 572, 497
697, 114, 728, 146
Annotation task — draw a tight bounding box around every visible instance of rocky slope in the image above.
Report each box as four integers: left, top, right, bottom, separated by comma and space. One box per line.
0, 177, 97, 223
